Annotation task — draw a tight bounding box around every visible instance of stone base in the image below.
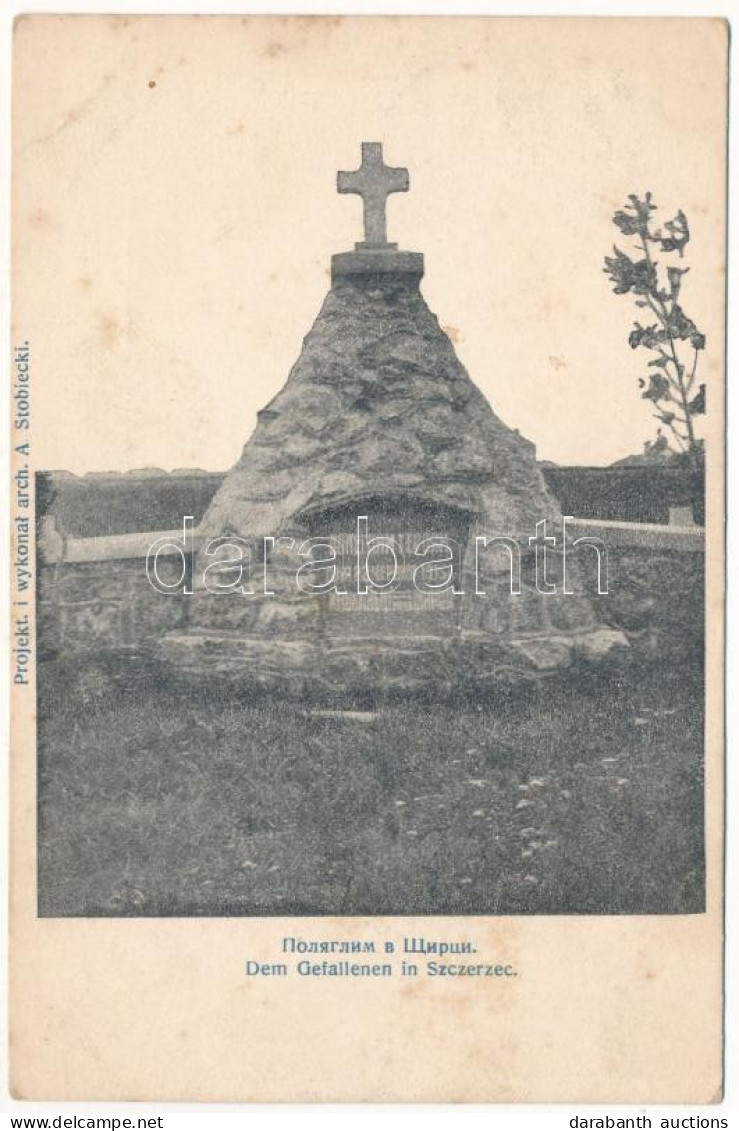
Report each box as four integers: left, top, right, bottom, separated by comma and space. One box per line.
158, 626, 629, 695
331, 248, 424, 281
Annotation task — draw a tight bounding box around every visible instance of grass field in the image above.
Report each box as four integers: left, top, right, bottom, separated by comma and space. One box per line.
37, 660, 704, 917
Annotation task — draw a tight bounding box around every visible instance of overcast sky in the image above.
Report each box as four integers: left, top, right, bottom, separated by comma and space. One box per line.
13, 16, 726, 473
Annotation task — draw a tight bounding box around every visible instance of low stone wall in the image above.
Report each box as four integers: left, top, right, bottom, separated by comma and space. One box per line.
37, 553, 188, 662
36, 518, 704, 676
568, 518, 704, 669
595, 547, 704, 668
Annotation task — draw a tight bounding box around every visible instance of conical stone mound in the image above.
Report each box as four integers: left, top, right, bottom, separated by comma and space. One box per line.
161, 148, 627, 692
199, 260, 553, 544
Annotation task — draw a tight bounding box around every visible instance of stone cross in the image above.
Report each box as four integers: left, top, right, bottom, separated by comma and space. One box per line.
337, 142, 409, 249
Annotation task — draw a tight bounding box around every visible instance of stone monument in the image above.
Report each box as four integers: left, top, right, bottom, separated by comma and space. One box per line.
161, 144, 626, 692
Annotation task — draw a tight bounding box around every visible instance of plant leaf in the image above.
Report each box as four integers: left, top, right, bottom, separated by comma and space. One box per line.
687, 384, 706, 415
641, 372, 670, 402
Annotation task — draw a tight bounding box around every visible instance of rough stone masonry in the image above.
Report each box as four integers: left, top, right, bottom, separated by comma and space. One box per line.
160, 143, 627, 692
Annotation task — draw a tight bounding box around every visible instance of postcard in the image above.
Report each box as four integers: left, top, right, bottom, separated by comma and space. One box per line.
9, 14, 727, 1102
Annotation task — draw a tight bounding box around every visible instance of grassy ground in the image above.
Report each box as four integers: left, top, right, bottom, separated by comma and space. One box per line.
37, 661, 704, 916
